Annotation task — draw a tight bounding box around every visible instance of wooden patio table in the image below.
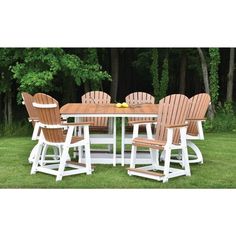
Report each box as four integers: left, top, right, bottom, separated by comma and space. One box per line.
60, 103, 159, 166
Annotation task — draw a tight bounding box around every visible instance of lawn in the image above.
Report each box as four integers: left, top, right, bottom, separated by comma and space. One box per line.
0, 132, 236, 188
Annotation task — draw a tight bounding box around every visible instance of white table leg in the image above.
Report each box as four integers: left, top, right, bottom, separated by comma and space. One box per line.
113, 117, 116, 166
108, 117, 113, 152
121, 117, 125, 166
78, 118, 83, 163
73, 117, 78, 159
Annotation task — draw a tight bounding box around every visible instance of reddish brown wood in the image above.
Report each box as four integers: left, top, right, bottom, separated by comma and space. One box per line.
34, 93, 66, 143
127, 168, 164, 177
60, 103, 159, 115
133, 94, 190, 149
125, 92, 155, 123
21, 92, 38, 127
81, 91, 111, 128
187, 93, 211, 135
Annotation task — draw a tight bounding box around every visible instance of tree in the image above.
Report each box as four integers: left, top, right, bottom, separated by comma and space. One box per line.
226, 48, 235, 102
0, 48, 21, 125
11, 48, 111, 101
209, 48, 220, 111
110, 48, 119, 102
150, 49, 169, 101
179, 50, 187, 94
150, 48, 159, 101
197, 48, 214, 119
159, 56, 169, 99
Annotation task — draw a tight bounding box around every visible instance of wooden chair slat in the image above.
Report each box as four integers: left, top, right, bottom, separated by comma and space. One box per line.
187, 93, 210, 135
154, 94, 189, 144
34, 93, 64, 143
21, 92, 38, 126
125, 92, 155, 123
81, 91, 111, 128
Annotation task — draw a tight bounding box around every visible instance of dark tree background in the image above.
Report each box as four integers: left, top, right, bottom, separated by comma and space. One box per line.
0, 48, 235, 125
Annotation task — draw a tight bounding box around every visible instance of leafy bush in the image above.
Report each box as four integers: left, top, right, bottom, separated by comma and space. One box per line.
204, 108, 236, 132
0, 122, 32, 137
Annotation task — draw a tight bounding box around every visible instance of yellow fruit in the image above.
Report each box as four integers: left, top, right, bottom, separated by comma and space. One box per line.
122, 102, 129, 108
116, 103, 122, 108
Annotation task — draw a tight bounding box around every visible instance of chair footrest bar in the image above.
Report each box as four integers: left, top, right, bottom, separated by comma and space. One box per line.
127, 168, 164, 177
66, 161, 95, 169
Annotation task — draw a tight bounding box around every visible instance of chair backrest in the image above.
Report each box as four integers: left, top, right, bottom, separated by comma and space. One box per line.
125, 92, 155, 123
155, 94, 190, 144
81, 91, 111, 127
187, 93, 211, 136
33, 93, 64, 143
21, 92, 38, 126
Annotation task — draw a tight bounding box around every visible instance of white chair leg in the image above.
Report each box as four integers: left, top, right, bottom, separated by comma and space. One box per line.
56, 148, 68, 181
113, 117, 117, 167
121, 117, 125, 166
160, 150, 165, 162
28, 143, 39, 163
130, 145, 137, 169
163, 149, 171, 183
52, 146, 59, 160
182, 146, 191, 176
84, 143, 92, 175
31, 143, 43, 174
78, 146, 83, 163
40, 144, 48, 166
187, 141, 203, 164
150, 149, 159, 170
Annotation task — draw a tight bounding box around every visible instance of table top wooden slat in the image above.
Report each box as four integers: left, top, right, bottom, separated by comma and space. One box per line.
60, 103, 158, 115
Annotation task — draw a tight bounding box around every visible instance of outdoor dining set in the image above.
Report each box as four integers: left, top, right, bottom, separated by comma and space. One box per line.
22, 91, 211, 183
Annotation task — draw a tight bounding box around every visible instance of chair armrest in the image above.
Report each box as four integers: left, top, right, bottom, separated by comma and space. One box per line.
165, 123, 188, 128
128, 120, 157, 125
28, 117, 39, 122
62, 121, 94, 126
186, 118, 206, 121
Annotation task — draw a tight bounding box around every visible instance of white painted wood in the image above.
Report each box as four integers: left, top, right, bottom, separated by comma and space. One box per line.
32, 103, 57, 108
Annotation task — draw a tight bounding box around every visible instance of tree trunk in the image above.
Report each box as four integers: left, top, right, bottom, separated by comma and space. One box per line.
84, 80, 90, 93
179, 51, 187, 94
110, 48, 119, 102
226, 48, 235, 102
3, 90, 13, 125
4, 94, 7, 125
7, 89, 12, 125
197, 48, 214, 119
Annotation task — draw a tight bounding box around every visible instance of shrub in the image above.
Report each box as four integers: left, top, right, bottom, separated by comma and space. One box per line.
0, 121, 32, 137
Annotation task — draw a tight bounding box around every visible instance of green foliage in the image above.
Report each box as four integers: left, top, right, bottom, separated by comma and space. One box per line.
10, 48, 64, 97
218, 101, 234, 115
0, 48, 20, 94
0, 121, 32, 137
150, 50, 169, 101
150, 48, 159, 101
209, 48, 220, 105
204, 109, 236, 132
159, 57, 169, 99
10, 48, 111, 102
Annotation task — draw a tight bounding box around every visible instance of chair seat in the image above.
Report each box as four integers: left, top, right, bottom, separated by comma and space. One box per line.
133, 137, 166, 150
187, 131, 198, 136
63, 135, 84, 144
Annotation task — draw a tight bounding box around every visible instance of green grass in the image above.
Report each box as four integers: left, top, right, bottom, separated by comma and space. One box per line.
0, 132, 236, 188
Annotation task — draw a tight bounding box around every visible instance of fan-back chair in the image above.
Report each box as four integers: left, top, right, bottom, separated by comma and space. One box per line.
31, 93, 93, 181
120, 92, 155, 165
22, 92, 61, 165
80, 91, 116, 166
127, 94, 191, 183
169, 93, 211, 165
